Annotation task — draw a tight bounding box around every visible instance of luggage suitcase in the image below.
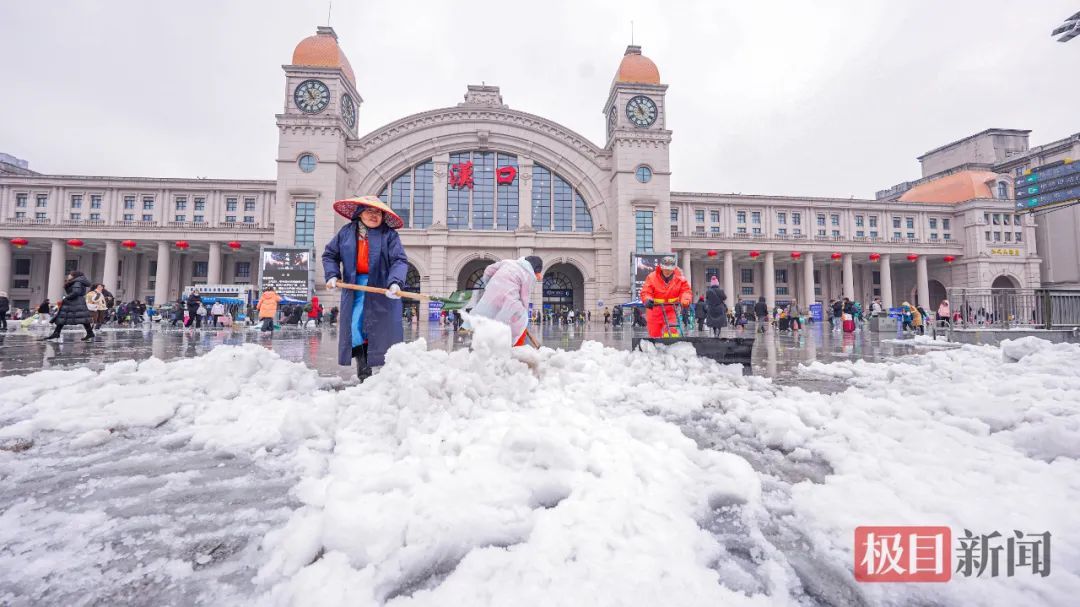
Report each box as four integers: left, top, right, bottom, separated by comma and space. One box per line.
778, 317, 790, 331
843, 318, 856, 333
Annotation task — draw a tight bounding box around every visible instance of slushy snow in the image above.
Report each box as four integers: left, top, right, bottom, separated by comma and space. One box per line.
1, 324, 1079, 607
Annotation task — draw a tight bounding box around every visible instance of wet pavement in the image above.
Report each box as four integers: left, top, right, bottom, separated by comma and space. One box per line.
0, 319, 954, 389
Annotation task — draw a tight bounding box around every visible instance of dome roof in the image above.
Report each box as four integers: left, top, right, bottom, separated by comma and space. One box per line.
899, 170, 1000, 204
615, 45, 660, 85
292, 26, 356, 86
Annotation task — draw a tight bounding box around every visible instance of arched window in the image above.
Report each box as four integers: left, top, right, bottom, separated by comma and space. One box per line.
997, 182, 1009, 199
464, 267, 488, 290
378, 160, 434, 228
447, 151, 519, 231
531, 163, 593, 232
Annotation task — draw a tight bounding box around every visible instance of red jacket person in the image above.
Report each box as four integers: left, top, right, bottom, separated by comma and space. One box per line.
640, 256, 692, 338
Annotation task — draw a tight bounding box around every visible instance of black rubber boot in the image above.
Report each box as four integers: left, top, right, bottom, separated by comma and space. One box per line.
81, 324, 95, 341
353, 344, 372, 382
41, 325, 62, 340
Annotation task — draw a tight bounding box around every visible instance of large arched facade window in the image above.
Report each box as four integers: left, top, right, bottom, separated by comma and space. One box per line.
378, 160, 434, 228
531, 163, 592, 233
447, 151, 520, 230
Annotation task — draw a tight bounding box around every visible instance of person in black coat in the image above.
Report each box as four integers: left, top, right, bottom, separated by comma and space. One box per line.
693, 296, 707, 332
0, 290, 9, 331
704, 277, 729, 337
42, 271, 94, 340
186, 290, 203, 328
754, 296, 769, 333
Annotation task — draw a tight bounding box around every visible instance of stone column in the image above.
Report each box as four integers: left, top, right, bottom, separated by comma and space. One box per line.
135, 253, 148, 301
518, 158, 533, 229
207, 242, 222, 285
103, 240, 120, 293
680, 250, 692, 287
880, 254, 893, 309
803, 253, 815, 305
154, 241, 171, 306
763, 251, 775, 309
48, 239, 66, 302
432, 154, 450, 227
842, 253, 855, 300
916, 255, 930, 310
0, 239, 11, 296
723, 251, 735, 304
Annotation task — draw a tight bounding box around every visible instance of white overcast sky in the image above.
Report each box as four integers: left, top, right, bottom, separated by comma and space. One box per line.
1, 0, 1077, 198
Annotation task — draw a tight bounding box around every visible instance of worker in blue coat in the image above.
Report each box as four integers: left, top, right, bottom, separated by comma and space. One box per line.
322, 195, 410, 381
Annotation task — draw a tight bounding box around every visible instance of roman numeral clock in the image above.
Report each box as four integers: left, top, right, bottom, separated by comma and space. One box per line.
294, 79, 331, 114
625, 95, 658, 128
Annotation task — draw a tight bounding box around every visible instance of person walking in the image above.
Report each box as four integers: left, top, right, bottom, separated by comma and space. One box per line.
789, 298, 802, 332
0, 290, 9, 332
937, 299, 951, 328
754, 296, 769, 333
322, 195, 410, 381
257, 286, 282, 334
210, 300, 225, 327
694, 295, 707, 332
184, 290, 202, 328
85, 283, 108, 329
42, 270, 95, 341
704, 276, 727, 337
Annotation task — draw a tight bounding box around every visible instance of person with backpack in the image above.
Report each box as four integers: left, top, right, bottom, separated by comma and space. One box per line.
257, 286, 283, 334
754, 296, 769, 333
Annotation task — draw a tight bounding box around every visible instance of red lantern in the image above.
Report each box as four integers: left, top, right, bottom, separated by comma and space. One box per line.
749, 250, 760, 260
121, 240, 137, 250
943, 255, 956, 264
67, 238, 84, 248
707, 250, 718, 257
869, 252, 881, 262
10, 237, 28, 249
227, 241, 242, 250
790, 251, 802, 260
831, 252, 842, 262
175, 240, 190, 250
907, 254, 918, 262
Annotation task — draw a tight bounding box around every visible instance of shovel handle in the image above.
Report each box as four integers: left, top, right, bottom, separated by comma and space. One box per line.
336, 282, 430, 301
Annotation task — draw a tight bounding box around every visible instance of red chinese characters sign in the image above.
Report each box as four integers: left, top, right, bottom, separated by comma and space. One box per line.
449, 161, 474, 190
495, 166, 517, 185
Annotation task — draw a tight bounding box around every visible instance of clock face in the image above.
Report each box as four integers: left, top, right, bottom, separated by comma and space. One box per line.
294, 79, 330, 114
607, 105, 618, 138
625, 95, 658, 128
341, 93, 356, 129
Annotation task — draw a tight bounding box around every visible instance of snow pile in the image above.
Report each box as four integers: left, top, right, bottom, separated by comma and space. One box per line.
257, 317, 777, 606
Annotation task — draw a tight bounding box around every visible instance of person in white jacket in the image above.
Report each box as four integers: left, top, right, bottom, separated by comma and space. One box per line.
468, 256, 543, 346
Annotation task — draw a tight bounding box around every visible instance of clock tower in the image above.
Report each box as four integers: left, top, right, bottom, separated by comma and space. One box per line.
274, 26, 360, 280
603, 45, 672, 298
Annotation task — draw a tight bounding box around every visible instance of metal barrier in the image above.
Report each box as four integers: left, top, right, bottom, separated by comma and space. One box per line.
947, 288, 1080, 330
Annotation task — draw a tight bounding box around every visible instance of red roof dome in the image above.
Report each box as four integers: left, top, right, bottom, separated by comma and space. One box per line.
292, 26, 356, 86
615, 45, 660, 85
898, 170, 999, 204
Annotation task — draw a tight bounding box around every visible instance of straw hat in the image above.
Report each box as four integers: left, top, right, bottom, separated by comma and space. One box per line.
332, 195, 404, 229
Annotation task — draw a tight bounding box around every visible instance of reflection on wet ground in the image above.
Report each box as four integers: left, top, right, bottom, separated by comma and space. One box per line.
0, 319, 950, 390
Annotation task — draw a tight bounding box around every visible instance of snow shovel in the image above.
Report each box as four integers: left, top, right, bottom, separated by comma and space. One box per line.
336, 282, 473, 309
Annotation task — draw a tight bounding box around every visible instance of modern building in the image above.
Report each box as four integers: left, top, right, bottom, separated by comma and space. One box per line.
0, 26, 1069, 317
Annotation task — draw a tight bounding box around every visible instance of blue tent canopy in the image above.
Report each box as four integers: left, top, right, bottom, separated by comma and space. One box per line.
201, 296, 245, 305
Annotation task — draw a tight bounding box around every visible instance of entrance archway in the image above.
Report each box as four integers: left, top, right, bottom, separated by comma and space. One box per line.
928, 279, 947, 307
992, 275, 1019, 290
458, 258, 495, 291
543, 263, 585, 317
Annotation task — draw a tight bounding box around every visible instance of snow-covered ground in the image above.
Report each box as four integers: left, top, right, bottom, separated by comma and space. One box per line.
1, 321, 1078, 606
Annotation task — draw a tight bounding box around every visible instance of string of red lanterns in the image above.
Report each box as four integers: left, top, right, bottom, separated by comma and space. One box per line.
10, 237, 28, 249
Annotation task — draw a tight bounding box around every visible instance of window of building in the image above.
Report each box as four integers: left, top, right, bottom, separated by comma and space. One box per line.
869, 230, 878, 238
90, 195, 102, 209
869, 216, 878, 228
635, 166, 652, 183
1005, 232, 1012, 242
123, 196, 135, 209
742, 287, 754, 296
998, 182, 1008, 199
710, 210, 720, 222
695, 225, 705, 234
1015, 214, 1022, 225
856, 230, 864, 238
894, 232, 902, 239
123, 213, 134, 221
244, 198, 256, 212
792, 212, 801, 225
993, 232, 1001, 242
294, 201, 315, 246
992, 214, 1001, 225
710, 226, 720, 234
36, 194, 47, 208
929, 218, 937, 229
942, 218, 950, 230
776, 287, 789, 296
751, 211, 761, 224
1005, 214, 1013, 226
985, 231, 991, 241
818, 229, 826, 237
830, 214, 839, 226
192, 261, 208, 278
175, 215, 185, 222
872, 271, 881, 284
906, 232, 915, 239
16, 193, 27, 207
737, 227, 747, 234
832, 229, 841, 237
736, 210, 746, 223
65, 260, 79, 274
224, 197, 237, 212
905, 217, 914, 229
695, 209, 705, 223
855, 215, 864, 227
142, 196, 154, 210
1016, 232, 1022, 242
175, 197, 187, 210
793, 228, 802, 236
775, 269, 787, 283
778, 228, 787, 235
943, 233, 951, 241
930, 233, 938, 240
893, 217, 902, 229
670, 209, 678, 222
526, 160, 591, 233
741, 269, 753, 283
235, 261, 251, 278
298, 153, 317, 173
380, 161, 434, 229
225, 215, 236, 223
778, 212, 787, 225
70, 195, 82, 208
635, 210, 654, 251
70, 212, 81, 220
193, 215, 204, 223
89, 213, 100, 221
142, 214, 153, 221
752, 227, 762, 235
243, 215, 254, 223
817, 213, 826, 226
35, 212, 47, 220
194, 197, 205, 211
14, 211, 25, 219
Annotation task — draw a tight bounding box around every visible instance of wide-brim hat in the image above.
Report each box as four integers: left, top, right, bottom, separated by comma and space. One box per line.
332, 195, 404, 229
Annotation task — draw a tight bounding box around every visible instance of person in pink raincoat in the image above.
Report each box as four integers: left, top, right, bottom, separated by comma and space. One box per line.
468, 256, 543, 346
